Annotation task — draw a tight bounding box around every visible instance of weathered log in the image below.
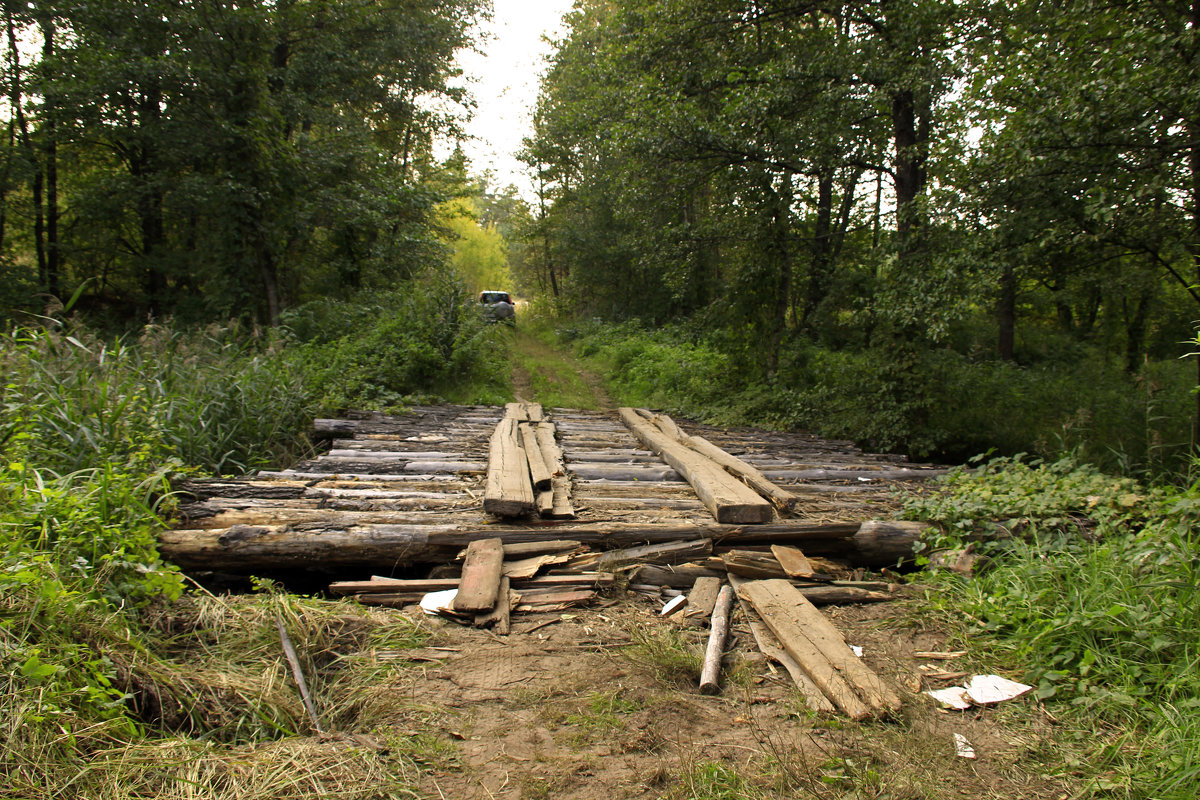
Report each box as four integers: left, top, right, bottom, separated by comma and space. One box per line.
484, 417, 535, 517
852, 520, 927, 567
699, 585, 736, 695
762, 467, 948, 482
618, 408, 772, 524
453, 538, 504, 613
569, 464, 682, 482
721, 549, 788, 580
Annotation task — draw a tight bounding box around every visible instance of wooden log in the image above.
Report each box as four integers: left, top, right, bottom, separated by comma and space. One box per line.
521, 424, 553, 491
761, 467, 948, 482
852, 520, 927, 567
632, 564, 726, 588
484, 418, 535, 517
453, 538, 505, 613
570, 464, 682, 482
699, 585, 736, 694
683, 576, 723, 624
158, 519, 913, 571
738, 579, 900, 718
646, 413, 799, 513
618, 408, 772, 524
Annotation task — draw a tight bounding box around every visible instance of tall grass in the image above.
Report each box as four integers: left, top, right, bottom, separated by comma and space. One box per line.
906, 457, 1200, 798
0, 274, 510, 798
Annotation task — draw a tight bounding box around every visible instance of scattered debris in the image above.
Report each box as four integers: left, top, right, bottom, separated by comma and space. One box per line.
954, 733, 977, 759
927, 675, 1034, 709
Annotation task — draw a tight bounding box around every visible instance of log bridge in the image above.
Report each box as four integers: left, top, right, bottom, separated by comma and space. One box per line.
160, 403, 944, 575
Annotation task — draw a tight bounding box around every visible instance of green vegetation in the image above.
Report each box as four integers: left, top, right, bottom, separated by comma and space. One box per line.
519, 0, 1200, 474
903, 457, 1200, 798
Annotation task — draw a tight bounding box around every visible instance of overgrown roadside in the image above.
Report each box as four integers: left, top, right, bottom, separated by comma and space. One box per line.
509, 321, 613, 410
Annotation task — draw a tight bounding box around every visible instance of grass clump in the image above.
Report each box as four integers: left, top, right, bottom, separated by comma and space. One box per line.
904, 456, 1200, 798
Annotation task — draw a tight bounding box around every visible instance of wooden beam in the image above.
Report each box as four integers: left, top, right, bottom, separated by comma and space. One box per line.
484, 418, 535, 517
452, 538, 504, 614
618, 408, 772, 524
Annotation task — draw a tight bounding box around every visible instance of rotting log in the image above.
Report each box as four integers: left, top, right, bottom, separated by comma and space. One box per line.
484, 417, 535, 517
158, 519, 918, 572
618, 408, 772, 524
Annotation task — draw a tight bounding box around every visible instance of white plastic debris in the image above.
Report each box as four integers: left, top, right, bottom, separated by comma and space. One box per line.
850, 645, 864, 657
927, 686, 972, 710
953, 733, 976, 759
661, 595, 687, 616
964, 675, 1033, 705
926, 674, 1033, 710
420, 589, 459, 616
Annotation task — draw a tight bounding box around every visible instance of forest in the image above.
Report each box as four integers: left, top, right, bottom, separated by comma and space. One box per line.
2, 1, 1199, 798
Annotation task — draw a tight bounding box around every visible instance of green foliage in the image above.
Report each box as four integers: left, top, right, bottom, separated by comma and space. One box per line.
290, 276, 510, 410
907, 458, 1200, 797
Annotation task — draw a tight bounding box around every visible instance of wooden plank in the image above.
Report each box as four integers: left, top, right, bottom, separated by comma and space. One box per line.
474, 576, 513, 632
683, 576, 723, 623
771, 545, 817, 579
501, 553, 570, 579
648, 413, 799, 513
453, 538, 505, 613
730, 577, 836, 713
699, 585, 736, 694
514, 588, 597, 610
521, 423, 553, 491
330, 572, 614, 596
738, 579, 900, 717
534, 423, 575, 518
504, 402, 529, 421
484, 418, 535, 517
566, 539, 713, 571
618, 408, 772, 524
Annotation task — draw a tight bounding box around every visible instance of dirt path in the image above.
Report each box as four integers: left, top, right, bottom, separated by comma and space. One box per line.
510, 327, 613, 411
404, 600, 1073, 800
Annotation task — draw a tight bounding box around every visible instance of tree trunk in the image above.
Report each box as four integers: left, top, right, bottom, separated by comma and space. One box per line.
41, 16, 59, 300
997, 261, 1016, 361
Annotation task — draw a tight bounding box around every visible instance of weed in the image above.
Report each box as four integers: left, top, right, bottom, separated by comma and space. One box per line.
623, 622, 704, 687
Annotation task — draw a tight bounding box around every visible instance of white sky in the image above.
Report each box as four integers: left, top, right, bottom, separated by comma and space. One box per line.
453, 0, 575, 197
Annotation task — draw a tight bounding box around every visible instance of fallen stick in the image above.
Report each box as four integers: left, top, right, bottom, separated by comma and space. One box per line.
699, 585, 736, 695
275, 615, 324, 734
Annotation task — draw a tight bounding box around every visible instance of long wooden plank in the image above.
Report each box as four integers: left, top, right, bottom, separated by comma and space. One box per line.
647, 412, 799, 513
772, 545, 817, 579
520, 423, 553, 490
452, 538, 504, 613
618, 408, 772, 524
330, 572, 615, 596
737, 580, 871, 719
739, 579, 900, 717
474, 576, 513, 632
731, 580, 836, 714
534, 422, 575, 518
484, 417, 535, 517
